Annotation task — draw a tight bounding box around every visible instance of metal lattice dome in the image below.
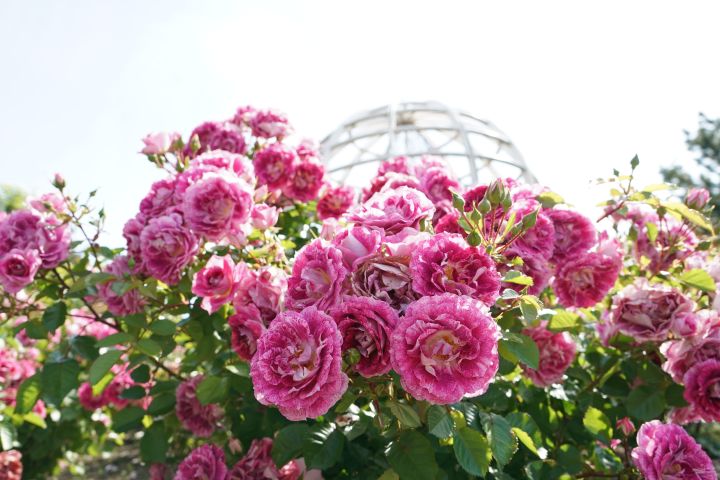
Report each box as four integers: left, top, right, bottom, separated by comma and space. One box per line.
320, 101, 536, 188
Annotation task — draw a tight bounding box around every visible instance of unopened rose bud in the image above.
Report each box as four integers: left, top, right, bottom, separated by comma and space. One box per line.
52, 173, 65, 190
616, 417, 635, 436
686, 187, 711, 210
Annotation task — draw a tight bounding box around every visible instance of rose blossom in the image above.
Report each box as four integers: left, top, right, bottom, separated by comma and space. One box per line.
139, 213, 198, 285
192, 255, 243, 313
0, 450, 22, 480
246, 265, 287, 320
175, 375, 224, 437
609, 279, 693, 342
409, 233, 500, 305
284, 161, 325, 202
250, 108, 292, 139
362, 172, 421, 202
510, 210, 555, 260
0, 210, 40, 255
347, 186, 435, 240
631, 421, 716, 480
231, 105, 257, 128
434, 211, 464, 235
253, 143, 297, 190
97, 255, 146, 316
686, 187, 711, 210
553, 237, 622, 308
350, 253, 419, 312
378, 156, 411, 176
635, 218, 698, 273
286, 239, 347, 312
330, 296, 399, 377
139, 178, 177, 218
0, 249, 41, 294
391, 294, 500, 404
182, 171, 254, 241
250, 203, 279, 230
250, 307, 348, 420
333, 225, 383, 269
503, 249, 553, 296
227, 438, 279, 480
295, 138, 319, 161
683, 359, 720, 422
662, 311, 720, 383
150, 463, 169, 480
419, 166, 460, 204
228, 304, 266, 361
174, 444, 227, 480
545, 209, 597, 263
190, 150, 256, 186
521, 321, 576, 387
141, 131, 180, 155
317, 186, 355, 220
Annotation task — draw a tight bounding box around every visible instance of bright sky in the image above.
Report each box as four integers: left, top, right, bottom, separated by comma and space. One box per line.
2, 1, 719, 245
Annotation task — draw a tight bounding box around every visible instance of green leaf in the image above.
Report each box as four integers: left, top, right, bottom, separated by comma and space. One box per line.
630, 154, 639, 170
506, 412, 542, 457
548, 310, 580, 331
41, 359, 80, 405
15, 374, 42, 415
22, 412, 46, 429
485, 414, 517, 468
149, 320, 176, 336
500, 334, 539, 369
42, 301, 67, 332
378, 470, 400, 480
679, 269, 717, 293
303, 425, 345, 470
70, 335, 99, 360
583, 407, 613, 444
386, 431, 438, 480
112, 406, 145, 432
0, 421, 17, 450
427, 405, 454, 438
131, 364, 151, 384
519, 295, 542, 322
120, 385, 147, 400
195, 376, 228, 405
89, 350, 123, 385
453, 427, 491, 477
388, 401, 422, 429
137, 338, 162, 356
95, 332, 132, 348
557, 444, 584, 475
512, 428, 539, 456
140, 423, 168, 463
272, 424, 310, 467
147, 393, 176, 415
627, 386, 666, 421
503, 271, 534, 286
24, 320, 48, 340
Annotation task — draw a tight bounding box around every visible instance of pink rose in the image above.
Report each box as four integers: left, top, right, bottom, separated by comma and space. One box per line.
97, 255, 146, 317
182, 171, 254, 241
250, 204, 279, 230
330, 296, 399, 377
250, 108, 292, 139
253, 143, 298, 190
362, 172, 421, 202
553, 238, 622, 308
150, 463, 169, 480
228, 305, 266, 361
683, 359, 720, 422
631, 421, 716, 480
187, 121, 246, 156
662, 311, 720, 383
231, 105, 257, 128
347, 186, 435, 240
78, 382, 110, 411
175, 376, 224, 437
434, 210, 464, 235
250, 307, 348, 420
610, 279, 693, 342
545, 209, 597, 263
502, 249, 552, 296
246, 265, 287, 320
295, 138, 319, 161
139, 213, 199, 285
192, 255, 243, 313
191, 150, 255, 186
616, 417, 635, 436
139, 178, 178, 218
29, 192, 65, 214
378, 156, 411, 176
0, 210, 41, 255
686, 187, 711, 210
419, 166, 460, 204
36, 218, 71, 269
409, 233, 500, 305
141, 131, 180, 155
174, 444, 227, 480
227, 438, 279, 480
510, 210, 555, 260
0, 450, 22, 480
317, 186, 355, 220
123, 213, 147, 274
350, 254, 419, 312
635, 218, 698, 273
286, 239, 347, 312
0, 249, 41, 294
521, 321, 576, 387
284, 160, 325, 202
391, 294, 500, 404
333, 225, 384, 269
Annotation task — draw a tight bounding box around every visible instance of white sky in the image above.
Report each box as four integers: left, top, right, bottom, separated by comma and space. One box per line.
2, 1, 719, 245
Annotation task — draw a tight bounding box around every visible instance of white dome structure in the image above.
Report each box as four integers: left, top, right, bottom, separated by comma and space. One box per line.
320, 101, 536, 188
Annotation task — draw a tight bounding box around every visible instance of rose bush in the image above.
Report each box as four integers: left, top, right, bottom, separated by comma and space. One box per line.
0, 106, 719, 479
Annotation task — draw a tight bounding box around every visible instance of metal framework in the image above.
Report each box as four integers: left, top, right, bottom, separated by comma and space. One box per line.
319, 101, 536, 188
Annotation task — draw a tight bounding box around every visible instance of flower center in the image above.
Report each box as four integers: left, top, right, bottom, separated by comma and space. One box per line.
288, 340, 317, 381
421, 329, 461, 376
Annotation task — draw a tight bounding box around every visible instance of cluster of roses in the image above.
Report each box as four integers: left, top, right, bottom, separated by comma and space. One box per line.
0, 192, 70, 294
0, 342, 45, 418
